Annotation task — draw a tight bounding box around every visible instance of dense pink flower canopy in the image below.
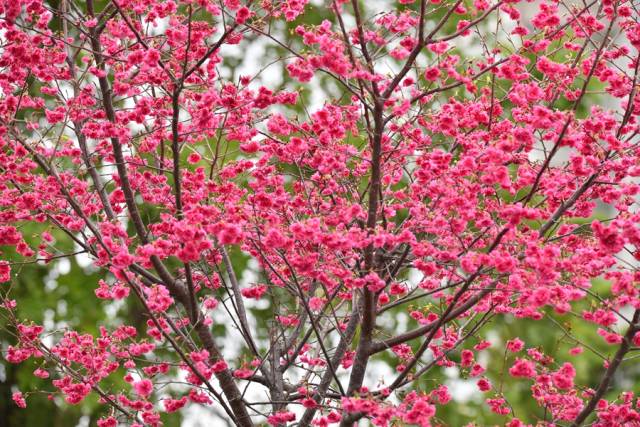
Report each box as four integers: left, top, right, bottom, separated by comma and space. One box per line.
1, 0, 640, 425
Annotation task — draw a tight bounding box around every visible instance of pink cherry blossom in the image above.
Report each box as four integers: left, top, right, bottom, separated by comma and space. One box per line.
1, 0, 639, 425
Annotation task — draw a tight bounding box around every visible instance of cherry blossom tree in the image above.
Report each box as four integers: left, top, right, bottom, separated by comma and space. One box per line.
1, 0, 640, 425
